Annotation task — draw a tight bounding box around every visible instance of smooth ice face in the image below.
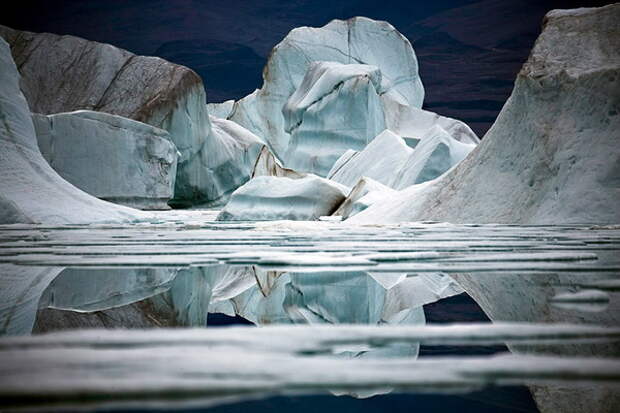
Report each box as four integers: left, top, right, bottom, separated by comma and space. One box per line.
328, 130, 413, 187
32, 110, 178, 210
381, 95, 479, 144
200, 116, 266, 206
350, 4, 620, 225
217, 175, 348, 221
230, 17, 424, 163
0, 25, 212, 206
0, 37, 143, 225
391, 125, 475, 189
282, 62, 386, 175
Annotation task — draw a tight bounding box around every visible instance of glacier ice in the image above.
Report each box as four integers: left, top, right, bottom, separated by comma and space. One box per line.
229, 17, 425, 169
216, 175, 348, 221
391, 125, 475, 189
381, 95, 479, 145
207, 99, 235, 119
251, 146, 307, 179
0, 25, 211, 205
328, 128, 475, 190
333, 177, 396, 219
0, 265, 63, 335
201, 116, 266, 206
0, 37, 143, 225
282, 62, 386, 175
32, 110, 178, 210
349, 4, 620, 225
327, 129, 413, 187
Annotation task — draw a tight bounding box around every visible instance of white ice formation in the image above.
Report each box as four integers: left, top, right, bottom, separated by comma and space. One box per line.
0, 25, 211, 205
32, 110, 178, 210
228, 17, 427, 174
281, 62, 387, 175
202, 116, 266, 205
0, 37, 142, 225
207, 100, 235, 119
350, 4, 620, 225
217, 175, 348, 221
333, 177, 396, 219
328, 128, 475, 190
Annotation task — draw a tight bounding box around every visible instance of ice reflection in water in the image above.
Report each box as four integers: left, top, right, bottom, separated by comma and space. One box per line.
0, 216, 619, 411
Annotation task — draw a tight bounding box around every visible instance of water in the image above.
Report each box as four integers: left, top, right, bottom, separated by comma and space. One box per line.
0, 211, 618, 412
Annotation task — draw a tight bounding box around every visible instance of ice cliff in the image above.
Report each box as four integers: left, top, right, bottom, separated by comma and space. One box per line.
350, 4, 620, 225
32, 111, 178, 210
0, 37, 142, 225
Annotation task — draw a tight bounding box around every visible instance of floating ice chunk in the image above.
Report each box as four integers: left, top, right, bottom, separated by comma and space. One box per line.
202, 116, 265, 205
217, 175, 348, 221
32, 110, 178, 210
333, 177, 396, 219
381, 274, 464, 321
329, 127, 475, 192
283, 62, 383, 133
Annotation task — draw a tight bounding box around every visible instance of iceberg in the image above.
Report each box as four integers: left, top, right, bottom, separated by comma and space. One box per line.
350, 4, 620, 225
0, 25, 211, 205
229, 17, 425, 167
217, 175, 347, 221
32, 110, 178, 210
38, 268, 179, 314
0, 37, 142, 224
0, 265, 63, 335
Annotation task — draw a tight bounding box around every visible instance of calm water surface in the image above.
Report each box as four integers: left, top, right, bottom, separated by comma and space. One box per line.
0, 211, 618, 412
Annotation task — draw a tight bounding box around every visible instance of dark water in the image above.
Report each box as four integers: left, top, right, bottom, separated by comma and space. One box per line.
0, 216, 618, 411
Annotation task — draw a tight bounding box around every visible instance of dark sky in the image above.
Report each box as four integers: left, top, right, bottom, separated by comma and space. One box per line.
1, 0, 612, 136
